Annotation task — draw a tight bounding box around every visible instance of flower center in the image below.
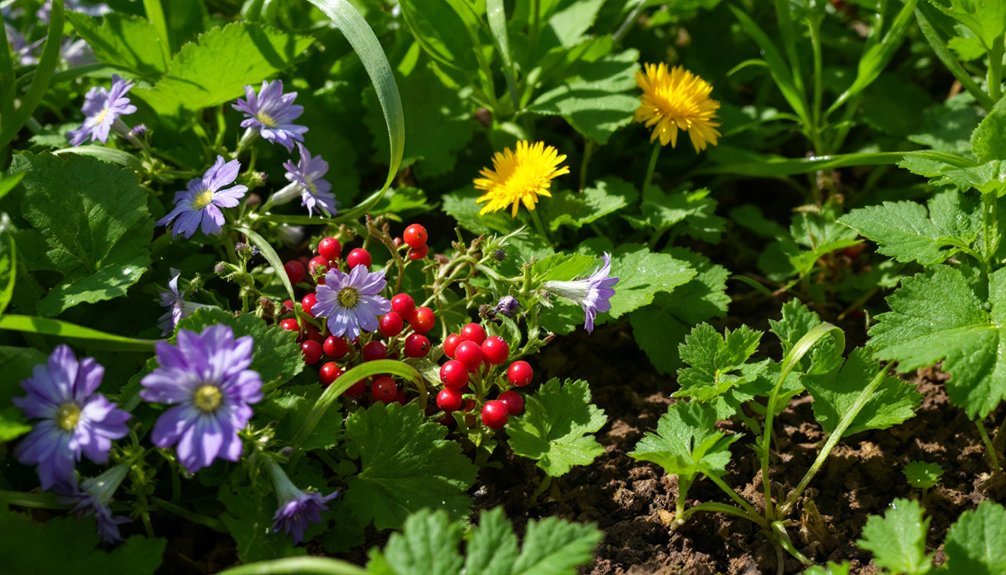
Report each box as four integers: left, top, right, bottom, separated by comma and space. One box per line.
193, 384, 223, 413
55, 403, 81, 431
192, 189, 215, 210
337, 287, 359, 308
256, 111, 277, 127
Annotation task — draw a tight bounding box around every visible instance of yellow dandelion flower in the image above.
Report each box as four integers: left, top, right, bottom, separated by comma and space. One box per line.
474, 141, 569, 217
635, 63, 721, 152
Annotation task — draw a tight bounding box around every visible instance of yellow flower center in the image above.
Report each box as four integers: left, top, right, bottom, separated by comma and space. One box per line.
473, 141, 569, 218
55, 403, 81, 431
193, 384, 223, 413
257, 111, 277, 127
192, 189, 215, 210
338, 287, 359, 308
92, 107, 110, 126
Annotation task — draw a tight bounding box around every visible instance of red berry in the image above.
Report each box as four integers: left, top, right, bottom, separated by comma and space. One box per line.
403, 224, 428, 249
440, 360, 469, 389
460, 323, 487, 344
308, 255, 329, 276
283, 260, 305, 284
507, 361, 534, 387
443, 334, 463, 358
319, 362, 343, 385
279, 318, 299, 332
498, 390, 525, 415
318, 236, 342, 262
379, 311, 405, 337
281, 299, 295, 313
408, 244, 429, 260
304, 324, 324, 342
344, 380, 367, 398
323, 335, 349, 359
346, 248, 371, 269
481, 400, 509, 429
362, 340, 388, 362
404, 333, 431, 358
391, 293, 416, 317
395, 390, 408, 405
301, 293, 318, 317
455, 340, 484, 372
481, 336, 509, 365
437, 387, 463, 412
301, 340, 323, 365
371, 375, 398, 403
410, 306, 435, 334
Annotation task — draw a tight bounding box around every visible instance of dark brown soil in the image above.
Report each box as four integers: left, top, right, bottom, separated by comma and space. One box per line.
473, 325, 1004, 574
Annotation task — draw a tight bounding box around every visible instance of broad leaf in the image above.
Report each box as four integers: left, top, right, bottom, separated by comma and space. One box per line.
540, 178, 632, 232
943, 501, 1006, 574
370, 509, 464, 575
464, 508, 519, 575
604, 243, 696, 319
674, 323, 769, 418
903, 461, 943, 490
858, 499, 932, 575
630, 401, 739, 481
67, 12, 168, 79
507, 378, 608, 477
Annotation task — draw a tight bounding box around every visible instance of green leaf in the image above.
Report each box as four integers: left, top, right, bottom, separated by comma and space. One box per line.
442, 189, 516, 236
936, 0, 1006, 51
510, 515, 603, 575
370, 509, 464, 575
629, 186, 724, 243
0, 214, 15, 316
12, 152, 153, 317
629, 401, 739, 481
603, 243, 696, 319
943, 501, 1006, 574
0, 406, 31, 442
869, 265, 1006, 418
506, 378, 607, 477
903, 461, 944, 490
533, 253, 596, 283
132, 23, 313, 119
972, 96, 1006, 163
840, 190, 982, 266
674, 323, 767, 418
464, 508, 519, 575
176, 307, 303, 389
0, 315, 157, 351
343, 402, 477, 531
540, 178, 631, 232
66, 12, 169, 79
803, 562, 851, 575
769, 300, 842, 375
526, 49, 640, 144
397, 0, 480, 75
858, 499, 932, 575
545, 0, 605, 48
0, 508, 166, 575
803, 348, 920, 437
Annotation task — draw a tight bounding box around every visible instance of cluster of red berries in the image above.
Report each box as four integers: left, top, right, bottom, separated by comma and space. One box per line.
276, 231, 437, 405
435, 322, 533, 430
400, 223, 430, 260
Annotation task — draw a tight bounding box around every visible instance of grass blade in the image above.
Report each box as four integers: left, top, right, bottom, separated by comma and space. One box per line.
0, 314, 159, 351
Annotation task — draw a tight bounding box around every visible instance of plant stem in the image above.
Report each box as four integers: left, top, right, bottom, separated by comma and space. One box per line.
152, 497, 228, 533
613, 0, 647, 43
988, 33, 1004, 103
807, 20, 824, 155
977, 420, 1002, 473
641, 143, 661, 192
579, 140, 595, 191
529, 208, 552, 243
703, 469, 762, 520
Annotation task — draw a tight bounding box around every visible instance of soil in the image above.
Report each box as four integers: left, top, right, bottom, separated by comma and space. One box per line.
472, 324, 1005, 575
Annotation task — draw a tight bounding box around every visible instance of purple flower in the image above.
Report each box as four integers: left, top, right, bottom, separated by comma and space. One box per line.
157, 156, 248, 238
158, 270, 210, 335
6, 24, 41, 66
39, 0, 111, 22
68, 75, 137, 146
13, 345, 131, 490
140, 325, 262, 473
233, 80, 307, 151
268, 459, 337, 544
282, 144, 336, 217
494, 295, 520, 317
313, 266, 391, 340
61, 38, 96, 67
542, 253, 619, 333
57, 464, 131, 543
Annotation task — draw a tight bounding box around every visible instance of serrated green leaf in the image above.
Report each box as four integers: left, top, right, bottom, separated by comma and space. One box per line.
943, 501, 1006, 574
869, 265, 1006, 418
604, 244, 696, 319
936, 160, 1006, 195
629, 401, 739, 480
858, 499, 932, 575
133, 23, 313, 119
633, 186, 725, 243
343, 403, 477, 531
507, 378, 607, 477
936, 0, 1006, 51
673, 323, 768, 418
903, 461, 943, 490
371, 509, 464, 575
442, 189, 515, 236
464, 508, 519, 575
66, 12, 169, 79
12, 152, 152, 317
803, 348, 920, 437
540, 178, 631, 232
176, 307, 303, 388
972, 96, 1006, 163
840, 190, 982, 265
511, 516, 603, 575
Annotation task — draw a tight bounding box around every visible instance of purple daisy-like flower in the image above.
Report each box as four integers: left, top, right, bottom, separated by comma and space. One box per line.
233, 80, 308, 151
140, 325, 262, 473
157, 156, 248, 238
158, 270, 211, 336
313, 266, 391, 340
542, 253, 619, 333
13, 345, 131, 490
68, 75, 137, 146
268, 460, 338, 544
282, 144, 336, 217
57, 464, 131, 543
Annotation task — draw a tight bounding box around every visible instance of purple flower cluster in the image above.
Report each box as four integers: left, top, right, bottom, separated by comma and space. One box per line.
313, 266, 391, 340
542, 253, 619, 333
157, 156, 249, 238
68, 75, 137, 146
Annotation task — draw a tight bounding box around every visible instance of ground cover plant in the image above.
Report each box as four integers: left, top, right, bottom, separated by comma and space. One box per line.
2, 0, 1006, 573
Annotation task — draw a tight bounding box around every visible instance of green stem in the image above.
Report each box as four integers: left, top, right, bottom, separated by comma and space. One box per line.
703, 469, 762, 521
0, 490, 68, 510
678, 501, 767, 528
529, 208, 552, 243
579, 140, 595, 191
612, 0, 646, 43
772, 521, 814, 566
977, 420, 1002, 473
779, 369, 888, 517
807, 20, 824, 155
988, 33, 1004, 103
981, 192, 1000, 270
152, 497, 228, 533
641, 143, 661, 191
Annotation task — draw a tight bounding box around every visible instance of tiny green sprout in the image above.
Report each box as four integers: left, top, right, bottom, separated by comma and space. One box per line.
904, 461, 944, 491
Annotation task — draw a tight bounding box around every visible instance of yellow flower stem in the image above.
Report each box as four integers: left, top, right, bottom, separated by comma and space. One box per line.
529, 207, 552, 243
641, 142, 661, 192
579, 140, 595, 192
